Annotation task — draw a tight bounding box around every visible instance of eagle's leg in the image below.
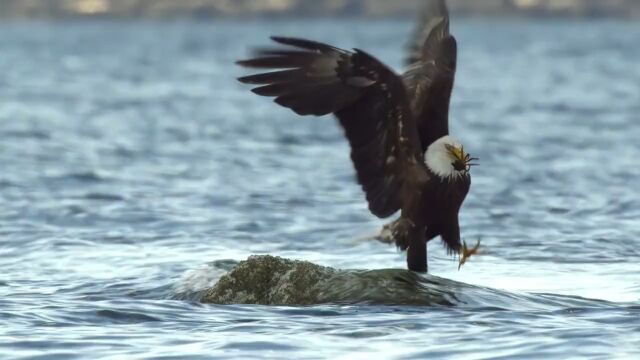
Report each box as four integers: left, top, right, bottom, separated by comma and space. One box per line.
390, 218, 427, 273
406, 234, 427, 273
404, 226, 442, 273
377, 219, 441, 272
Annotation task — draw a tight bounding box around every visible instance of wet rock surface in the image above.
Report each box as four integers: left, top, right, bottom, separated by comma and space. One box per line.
201, 255, 465, 306
202, 256, 337, 305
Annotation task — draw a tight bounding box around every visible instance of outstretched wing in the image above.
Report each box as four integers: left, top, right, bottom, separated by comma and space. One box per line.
238, 37, 428, 218
405, 0, 451, 66
403, 0, 457, 151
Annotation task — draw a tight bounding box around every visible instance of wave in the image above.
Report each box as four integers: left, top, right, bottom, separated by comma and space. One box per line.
174, 256, 623, 310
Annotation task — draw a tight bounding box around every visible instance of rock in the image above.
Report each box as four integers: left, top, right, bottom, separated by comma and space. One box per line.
200, 255, 468, 306
201, 256, 336, 305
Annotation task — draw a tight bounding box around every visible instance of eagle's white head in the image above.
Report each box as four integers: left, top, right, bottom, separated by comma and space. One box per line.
425, 135, 476, 180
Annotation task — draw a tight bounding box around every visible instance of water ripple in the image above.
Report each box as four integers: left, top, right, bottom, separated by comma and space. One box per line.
0, 19, 639, 359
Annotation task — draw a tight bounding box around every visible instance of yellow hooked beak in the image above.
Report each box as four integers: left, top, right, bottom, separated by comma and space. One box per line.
445, 144, 478, 172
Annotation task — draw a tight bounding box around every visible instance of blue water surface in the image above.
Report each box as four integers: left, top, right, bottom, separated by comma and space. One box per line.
0, 18, 639, 359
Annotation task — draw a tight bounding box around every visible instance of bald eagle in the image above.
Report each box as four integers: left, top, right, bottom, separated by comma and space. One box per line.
237, 0, 479, 273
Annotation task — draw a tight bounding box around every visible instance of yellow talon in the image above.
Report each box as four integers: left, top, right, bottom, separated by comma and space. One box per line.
458, 239, 481, 270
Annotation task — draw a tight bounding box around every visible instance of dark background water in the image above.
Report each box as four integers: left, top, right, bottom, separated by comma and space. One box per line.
0, 19, 639, 359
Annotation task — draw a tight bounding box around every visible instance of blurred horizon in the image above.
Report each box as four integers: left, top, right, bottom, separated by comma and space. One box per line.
1, 0, 640, 20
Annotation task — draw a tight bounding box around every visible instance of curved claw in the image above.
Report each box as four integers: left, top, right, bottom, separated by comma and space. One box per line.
458, 239, 481, 270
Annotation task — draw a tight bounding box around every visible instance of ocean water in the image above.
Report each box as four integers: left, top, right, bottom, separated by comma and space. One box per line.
1, 18, 639, 359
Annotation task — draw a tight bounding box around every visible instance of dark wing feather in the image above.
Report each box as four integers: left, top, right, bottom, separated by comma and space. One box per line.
237, 37, 366, 116
238, 37, 428, 218
403, 0, 457, 151
405, 0, 450, 66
